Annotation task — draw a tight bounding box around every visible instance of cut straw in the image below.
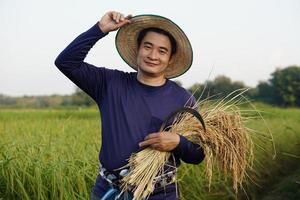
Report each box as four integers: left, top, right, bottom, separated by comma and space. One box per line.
119, 89, 275, 200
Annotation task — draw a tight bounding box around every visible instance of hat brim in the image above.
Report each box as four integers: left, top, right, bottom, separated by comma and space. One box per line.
115, 14, 193, 79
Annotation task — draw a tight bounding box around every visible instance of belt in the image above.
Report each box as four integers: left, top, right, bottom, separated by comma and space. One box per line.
153, 170, 176, 188
99, 165, 176, 189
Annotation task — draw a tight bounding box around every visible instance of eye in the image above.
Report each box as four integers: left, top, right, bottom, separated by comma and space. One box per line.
159, 50, 167, 55
144, 45, 151, 50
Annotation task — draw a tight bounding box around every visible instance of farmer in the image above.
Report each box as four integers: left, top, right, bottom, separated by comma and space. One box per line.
55, 11, 205, 200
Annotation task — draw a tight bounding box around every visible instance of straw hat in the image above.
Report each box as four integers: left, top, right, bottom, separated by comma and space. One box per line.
115, 15, 193, 79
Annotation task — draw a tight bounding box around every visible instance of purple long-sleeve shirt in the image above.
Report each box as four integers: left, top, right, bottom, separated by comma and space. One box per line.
55, 23, 204, 199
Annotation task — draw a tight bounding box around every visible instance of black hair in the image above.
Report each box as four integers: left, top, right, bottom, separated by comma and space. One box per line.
137, 27, 177, 57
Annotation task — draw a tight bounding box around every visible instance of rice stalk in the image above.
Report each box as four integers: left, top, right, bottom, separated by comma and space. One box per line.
120, 89, 274, 200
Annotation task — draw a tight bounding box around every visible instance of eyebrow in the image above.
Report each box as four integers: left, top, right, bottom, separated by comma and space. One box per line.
143, 41, 169, 52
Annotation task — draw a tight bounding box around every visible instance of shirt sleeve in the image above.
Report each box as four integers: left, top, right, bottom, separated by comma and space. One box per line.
54, 23, 112, 102
172, 92, 205, 164
172, 135, 205, 164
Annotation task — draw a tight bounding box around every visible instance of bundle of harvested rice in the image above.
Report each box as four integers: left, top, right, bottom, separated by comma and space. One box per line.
119, 90, 274, 200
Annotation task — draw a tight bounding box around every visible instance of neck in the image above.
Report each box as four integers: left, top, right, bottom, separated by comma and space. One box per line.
137, 71, 166, 86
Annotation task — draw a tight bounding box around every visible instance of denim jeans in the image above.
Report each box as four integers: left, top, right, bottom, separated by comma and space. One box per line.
91, 190, 133, 200
91, 191, 101, 200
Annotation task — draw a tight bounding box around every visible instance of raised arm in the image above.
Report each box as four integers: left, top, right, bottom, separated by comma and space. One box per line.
54, 11, 131, 102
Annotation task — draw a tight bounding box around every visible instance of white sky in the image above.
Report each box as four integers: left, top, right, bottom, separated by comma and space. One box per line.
1, 0, 299, 96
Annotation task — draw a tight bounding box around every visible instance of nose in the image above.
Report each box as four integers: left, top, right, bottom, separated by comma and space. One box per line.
147, 49, 158, 60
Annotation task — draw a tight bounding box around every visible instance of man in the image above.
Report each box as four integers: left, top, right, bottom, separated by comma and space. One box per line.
55, 11, 205, 200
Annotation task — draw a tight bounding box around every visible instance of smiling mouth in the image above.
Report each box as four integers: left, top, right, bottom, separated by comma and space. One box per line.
144, 61, 158, 67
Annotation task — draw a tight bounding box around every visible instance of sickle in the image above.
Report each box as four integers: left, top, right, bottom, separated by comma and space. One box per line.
159, 107, 206, 132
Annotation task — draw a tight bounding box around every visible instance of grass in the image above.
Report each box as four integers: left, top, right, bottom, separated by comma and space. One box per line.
0, 104, 300, 199
261, 166, 300, 200
0, 109, 100, 199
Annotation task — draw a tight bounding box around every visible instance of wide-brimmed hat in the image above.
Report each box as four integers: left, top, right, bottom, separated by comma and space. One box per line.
115, 14, 193, 79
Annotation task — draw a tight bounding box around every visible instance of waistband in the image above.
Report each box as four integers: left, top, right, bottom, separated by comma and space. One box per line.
99, 164, 177, 189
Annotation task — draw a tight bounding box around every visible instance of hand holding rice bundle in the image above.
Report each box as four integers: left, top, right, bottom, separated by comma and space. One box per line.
120, 90, 273, 200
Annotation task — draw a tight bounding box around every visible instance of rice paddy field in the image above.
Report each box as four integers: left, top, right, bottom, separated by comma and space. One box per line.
0, 104, 300, 200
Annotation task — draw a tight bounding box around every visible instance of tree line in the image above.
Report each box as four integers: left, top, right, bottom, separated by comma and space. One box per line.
188, 65, 300, 107
1, 65, 299, 108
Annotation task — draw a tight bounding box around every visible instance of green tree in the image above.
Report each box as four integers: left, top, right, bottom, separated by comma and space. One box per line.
0, 94, 16, 106
188, 76, 247, 101
72, 87, 95, 106
188, 83, 205, 100
270, 66, 300, 106
254, 81, 277, 104
174, 80, 183, 87
212, 75, 232, 96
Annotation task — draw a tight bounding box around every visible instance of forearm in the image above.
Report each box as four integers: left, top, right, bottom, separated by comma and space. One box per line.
172, 135, 205, 164
54, 23, 107, 76
54, 23, 110, 102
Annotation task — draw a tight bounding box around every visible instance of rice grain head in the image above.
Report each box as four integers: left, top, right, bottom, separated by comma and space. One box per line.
120, 89, 273, 199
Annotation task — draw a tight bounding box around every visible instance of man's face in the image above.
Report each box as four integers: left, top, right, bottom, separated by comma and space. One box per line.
136, 31, 172, 77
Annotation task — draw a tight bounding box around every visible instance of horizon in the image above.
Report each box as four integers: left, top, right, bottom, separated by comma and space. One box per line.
0, 69, 289, 98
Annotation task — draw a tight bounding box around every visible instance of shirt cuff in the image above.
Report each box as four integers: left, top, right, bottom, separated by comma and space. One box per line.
88, 22, 109, 38
172, 134, 189, 156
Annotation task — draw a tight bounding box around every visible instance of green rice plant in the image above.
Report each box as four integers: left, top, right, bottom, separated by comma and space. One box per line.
0, 105, 300, 199
0, 109, 100, 199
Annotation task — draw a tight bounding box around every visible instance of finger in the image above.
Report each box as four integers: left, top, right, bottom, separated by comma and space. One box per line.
112, 12, 117, 21
120, 14, 125, 21
125, 14, 132, 20
115, 20, 131, 29
107, 11, 114, 18
139, 140, 152, 148
151, 143, 160, 149
139, 138, 158, 148
116, 13, 121, 23
151, 143, 164, 151
123, 18, 131, 24
144, 133, 160, 140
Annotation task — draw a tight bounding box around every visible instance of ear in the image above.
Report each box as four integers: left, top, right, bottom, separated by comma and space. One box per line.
168, 56, 174, 65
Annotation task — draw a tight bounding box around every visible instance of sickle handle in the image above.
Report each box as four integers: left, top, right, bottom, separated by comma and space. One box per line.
159, 107, 206, 132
